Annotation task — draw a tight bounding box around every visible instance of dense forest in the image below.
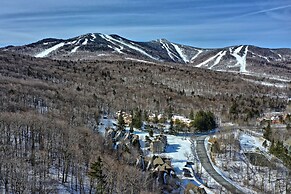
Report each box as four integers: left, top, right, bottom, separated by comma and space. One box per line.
0, 51, 290, 193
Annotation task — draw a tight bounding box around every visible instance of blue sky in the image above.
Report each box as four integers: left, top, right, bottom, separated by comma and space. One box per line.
0, 0, 291, 48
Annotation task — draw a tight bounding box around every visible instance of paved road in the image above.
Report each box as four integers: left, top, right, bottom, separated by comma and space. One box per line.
196, 136, 245, 194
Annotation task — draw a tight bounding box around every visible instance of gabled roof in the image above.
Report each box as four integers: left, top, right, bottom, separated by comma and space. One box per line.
161, 163, 172, 170
154, 165, 166, 172
153, 157, 164, 166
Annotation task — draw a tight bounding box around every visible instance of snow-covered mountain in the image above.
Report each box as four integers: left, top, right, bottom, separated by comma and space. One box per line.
2, 33, 291, 79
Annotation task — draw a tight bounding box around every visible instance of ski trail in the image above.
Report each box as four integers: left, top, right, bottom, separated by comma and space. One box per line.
240, 46, 248, 72
209, 51, 226, 69
196, 51, 223, 68
230, 45, 248, 72
35, 42, 65, 58
104, 35, 158, 60
71, 46, 80, 53
91, 33, 96, 40
99, 34, 124, 54
171, 43, 189, 63
82, 38, 88, 45
249, 51, 270, 62
159, 40, 179, 61
190, 49, 203, 62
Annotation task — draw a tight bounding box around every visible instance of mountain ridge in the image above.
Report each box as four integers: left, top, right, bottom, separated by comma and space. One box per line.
2, 32, 291, 80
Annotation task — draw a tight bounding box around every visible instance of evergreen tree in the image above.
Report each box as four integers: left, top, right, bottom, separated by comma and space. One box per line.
148, 128, 154, 137
262, 140, 268, 148
89, 156, 106, 194
166, 105, 174, 119
189, 109, 195, 120
229, 101, 239, 120
263, 122, 272, 141
192, 110, 217, 132
117, 112, 125, 131
153, 114, 159, 124
169, 118, 176, 135
132, 108, 142, 129
143, 110, 149, 122
270, 139, 275, 153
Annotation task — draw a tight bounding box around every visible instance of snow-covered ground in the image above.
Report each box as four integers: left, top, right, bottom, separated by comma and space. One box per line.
98, 117, 212, 191
164, 135, 192, 173
212, 131, 289, 194
239, 133, 268, 153
98, 117, 290, 194
204, 136, 256, 194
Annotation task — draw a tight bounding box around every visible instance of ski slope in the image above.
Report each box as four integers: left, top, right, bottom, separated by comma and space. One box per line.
171, 43, 189, 63
71, 46, 80, 53
230, 46, 248, 72
103, 34, 159, 60
159, 40, 179, 61
35, 42, 65, 58
190, 49, 203, 62
82, 38, 88, 45
209, 51, 227, 69
99, 34, 124, 54
196, 51, 225, 68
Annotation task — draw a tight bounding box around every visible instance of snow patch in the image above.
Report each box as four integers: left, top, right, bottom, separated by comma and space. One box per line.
35, 42, 65, 58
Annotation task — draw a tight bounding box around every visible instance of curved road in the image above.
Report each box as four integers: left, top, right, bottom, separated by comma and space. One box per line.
196, 136, 245, 194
